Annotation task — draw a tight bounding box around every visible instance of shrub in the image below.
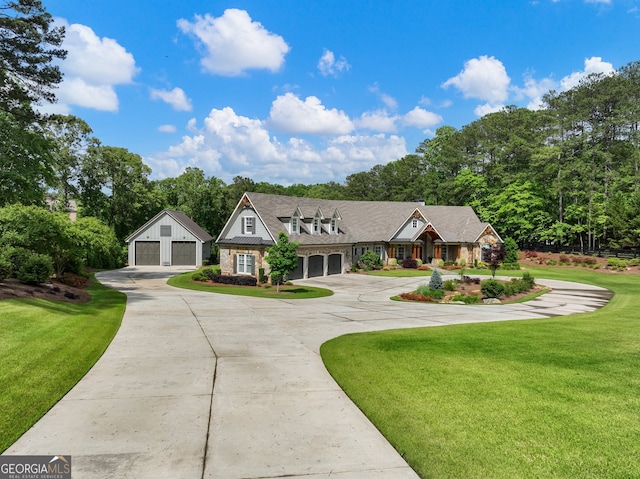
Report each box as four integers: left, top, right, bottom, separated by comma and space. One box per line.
4, 246, 31, 274
0, 255, 12, 280
361, 250, 383, 270
211, 273, 258, 287
399, 291, 435, 302
481, 279, 504, 298
415, 258, 423, 268
429, 269, 443, 290
388, 258, 398, 267
191, 271, 207, 282
524, 250, 538, 258
559, 254, 569, 263
459, 258, 467, 267
402, 258, 418, 269
522, 271, 535, 289
444, 279, 457, 291
201, 267, 217, 280
607, 258, 628, 270
462, 275, 481, 285
258, 267, 267, 283
417, 284, 445, 299
452, 294, 480, 304
503, 237, 519, 264
584, 256, 597, 265
17, 253, 54, 284
443, 260, 456, 267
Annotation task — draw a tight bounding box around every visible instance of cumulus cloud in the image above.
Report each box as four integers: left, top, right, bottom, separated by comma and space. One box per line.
442, 55, 511, 104
474, 103, 506, 116
158, 124, 177, 133
560, 56, 615, 90
317, 49, 351, 77
177, 9, 290, 76
355, 110, 399, 132
149, 87, 193, 111
146, 106, 408, 185
268, 93, 354, 135
402, 107, 443, 131
53, 20, 138, 111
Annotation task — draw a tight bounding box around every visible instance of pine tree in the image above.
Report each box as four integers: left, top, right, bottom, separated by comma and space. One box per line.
429, 269, 443, 290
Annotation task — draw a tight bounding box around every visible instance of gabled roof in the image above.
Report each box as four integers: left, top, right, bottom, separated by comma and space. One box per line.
125, 209, 213, 243
218, 192, 497, 246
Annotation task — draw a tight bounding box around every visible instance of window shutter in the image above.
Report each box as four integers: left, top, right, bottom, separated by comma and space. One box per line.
241, 219, 245, 234
233, 254, 238, 274
249, 254, 255, 275
250, 218, 256, 234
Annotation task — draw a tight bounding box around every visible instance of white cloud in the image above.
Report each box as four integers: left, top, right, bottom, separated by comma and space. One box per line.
158, 124, 177, 133
369, 83, 399, 110
442, 55, 511, 104
317, 49, 351, 77
560, 56, 615, 90
150, 87, 193, 111
268, 93, 354, 135
355, 110, 399, 132
474, 103, 505, 116
53, 20, 138, 111
147, 106, 408, 185
402, 107, 443, 131
177, 9, 290, 76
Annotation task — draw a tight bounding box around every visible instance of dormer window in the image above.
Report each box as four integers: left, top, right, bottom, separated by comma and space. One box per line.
412, 218, 418, 228
291, 214, 299, 234
313, 216, 321, 234
330, 217, 337, 234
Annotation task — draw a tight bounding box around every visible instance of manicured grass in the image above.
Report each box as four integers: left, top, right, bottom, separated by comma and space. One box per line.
0, 280, 125, 453
167, 270, 333, 299
368, 268, 433, 277
321, 268, 640, 479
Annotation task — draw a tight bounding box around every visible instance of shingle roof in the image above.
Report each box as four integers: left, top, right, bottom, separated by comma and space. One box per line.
125, 209, 213, 243
233, 192, 491, 245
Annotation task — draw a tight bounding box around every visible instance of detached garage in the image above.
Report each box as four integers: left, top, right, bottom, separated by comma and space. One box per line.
125, 209, 213, 266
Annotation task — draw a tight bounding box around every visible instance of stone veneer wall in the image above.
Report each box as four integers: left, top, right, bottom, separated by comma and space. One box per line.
219, 246, 268, 276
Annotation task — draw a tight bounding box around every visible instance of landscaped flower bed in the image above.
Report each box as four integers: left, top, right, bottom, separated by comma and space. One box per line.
397, 272, 542, 304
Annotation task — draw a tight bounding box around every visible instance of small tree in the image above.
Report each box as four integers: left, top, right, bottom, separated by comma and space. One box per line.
481, 243, 506, 278
428, 269, 443, 290
265, 232, 299, 292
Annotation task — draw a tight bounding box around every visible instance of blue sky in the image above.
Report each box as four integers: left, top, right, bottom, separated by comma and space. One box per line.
41, 0, 640, 185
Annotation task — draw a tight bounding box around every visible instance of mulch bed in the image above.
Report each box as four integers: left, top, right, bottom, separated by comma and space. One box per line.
0, 278, 92, 303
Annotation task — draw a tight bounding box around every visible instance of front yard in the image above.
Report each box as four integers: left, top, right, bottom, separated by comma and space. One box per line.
321, 267, 640, 478
0, 280, 125, 452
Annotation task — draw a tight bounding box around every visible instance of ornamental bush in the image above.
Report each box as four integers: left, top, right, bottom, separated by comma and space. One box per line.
481, 279, 504, 299
428, 269, 443, 290
443, 279, 457, 291
0, 255, 12, 280
401, 258, 418, 269
16, 253, 54, 284
360, 250, 383, 270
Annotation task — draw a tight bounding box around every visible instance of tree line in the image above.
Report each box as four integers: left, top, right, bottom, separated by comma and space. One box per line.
3, 0, 640, 256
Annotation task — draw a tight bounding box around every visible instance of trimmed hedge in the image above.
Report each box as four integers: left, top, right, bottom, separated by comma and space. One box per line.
210, 274, 258, 287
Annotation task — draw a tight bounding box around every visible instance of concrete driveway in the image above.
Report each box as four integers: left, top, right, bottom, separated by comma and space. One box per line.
5, 268, 611, 478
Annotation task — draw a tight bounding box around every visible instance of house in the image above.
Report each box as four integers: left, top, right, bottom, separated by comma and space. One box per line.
216, 192, 502, 279
125, 209, 213, 266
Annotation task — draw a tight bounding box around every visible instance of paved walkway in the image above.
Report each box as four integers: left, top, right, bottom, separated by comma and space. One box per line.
5, 268, 611, 478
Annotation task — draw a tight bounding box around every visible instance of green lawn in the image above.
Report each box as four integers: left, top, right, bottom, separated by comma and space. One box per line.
168, 270, 333, 299
0, 280, 125, 452
321, 267, 640, 479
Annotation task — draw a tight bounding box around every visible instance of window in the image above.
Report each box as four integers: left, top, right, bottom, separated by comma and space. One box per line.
243, 216, 255, 234
237, 253, 254, 275
397, 245, 405, 260
412, 218, 418, 228
160, 225, 171, 237
291, 215, 299, 234
374, 245, 382, 258
313, 216, 320, 234
330, 217, 337, 234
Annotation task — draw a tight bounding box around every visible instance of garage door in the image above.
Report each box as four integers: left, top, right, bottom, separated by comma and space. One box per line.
172, 241, 196, 265
308, 255, 324, 277
135, 241, 160, 265
328, 254, 342, 275
288, 257, 304, 280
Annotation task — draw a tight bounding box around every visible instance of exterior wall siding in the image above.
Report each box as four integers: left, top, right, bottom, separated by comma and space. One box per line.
127, 212, 208, 266
393, 217, 425, 241
227, 208, 271, 240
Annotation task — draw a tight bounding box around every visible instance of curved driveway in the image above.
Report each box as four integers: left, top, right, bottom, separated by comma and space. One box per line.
6, 268, 611, 478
